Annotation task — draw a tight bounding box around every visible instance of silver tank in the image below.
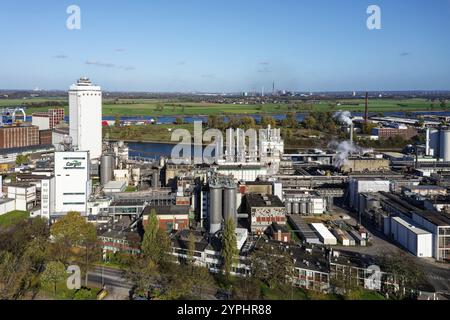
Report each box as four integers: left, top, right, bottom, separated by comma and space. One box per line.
300, 202, 307, 214
209, 185, 223, 234
440, 129, 450, 161
292, 202, 300, 215
286, 201, 292, 215
223, 185, 237, 224
100, 153, 115, 185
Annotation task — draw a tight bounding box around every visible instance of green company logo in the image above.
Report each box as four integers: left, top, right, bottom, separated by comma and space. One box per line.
66, 160, 82, 168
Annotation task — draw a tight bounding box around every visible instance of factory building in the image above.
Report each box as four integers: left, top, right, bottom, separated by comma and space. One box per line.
341, 157, 390, 173
142, 205, 190, 232
69, 78, 102, 159
54, 151, 92, 215
378, 192, 450, 261
245, 193, 286, 234
0, 125, 39, 149
349, 178, 390, 210
40, 176, 55, 220
32, 108, 65, 130
389, 216, 433, 258
372, 125, 418, 140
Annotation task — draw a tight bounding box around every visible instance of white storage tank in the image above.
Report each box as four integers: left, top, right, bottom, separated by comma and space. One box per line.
440, 129, 450, 161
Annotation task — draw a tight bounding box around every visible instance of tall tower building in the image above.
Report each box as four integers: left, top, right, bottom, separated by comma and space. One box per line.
69, 77, 102, 159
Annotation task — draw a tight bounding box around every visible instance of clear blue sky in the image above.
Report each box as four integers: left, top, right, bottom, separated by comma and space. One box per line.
0, 0, 449, 92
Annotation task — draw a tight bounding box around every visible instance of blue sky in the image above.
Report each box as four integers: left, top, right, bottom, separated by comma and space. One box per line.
0, 0, 449, 92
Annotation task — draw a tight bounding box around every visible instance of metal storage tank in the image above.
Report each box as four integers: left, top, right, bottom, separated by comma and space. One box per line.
152, 171, 159, 188
300, 202, 307, 214
223, 184, 237, 223
427, 128, 440, 157
308, 203, 314, 215
292, 202, 300, 214
100, 153, 115, 185
209, 184, 223, 234
440, 129, 450, 161
286, 201, 292, 215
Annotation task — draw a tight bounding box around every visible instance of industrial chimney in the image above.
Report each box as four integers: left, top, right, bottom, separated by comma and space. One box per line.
364, 92, 369, 124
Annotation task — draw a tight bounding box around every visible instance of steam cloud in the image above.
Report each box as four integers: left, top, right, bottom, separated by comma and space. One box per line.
328, 141, 373, 168
333, 111, 353, 126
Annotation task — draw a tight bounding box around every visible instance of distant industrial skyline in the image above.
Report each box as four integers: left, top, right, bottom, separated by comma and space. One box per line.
0, 0, 450, 92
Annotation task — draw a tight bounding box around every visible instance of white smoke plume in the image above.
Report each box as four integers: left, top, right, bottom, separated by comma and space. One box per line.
333, 111, 353, 126
328, 140, 373, 168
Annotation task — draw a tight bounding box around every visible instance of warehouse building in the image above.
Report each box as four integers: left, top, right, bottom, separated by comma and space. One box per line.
389, 216, 432, 258
311, 223, 337, 245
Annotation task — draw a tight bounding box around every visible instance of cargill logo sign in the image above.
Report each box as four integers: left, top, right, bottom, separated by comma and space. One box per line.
65, 160, 82, 168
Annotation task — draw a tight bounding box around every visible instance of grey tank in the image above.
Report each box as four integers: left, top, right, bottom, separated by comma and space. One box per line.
100, 153, 115, 185
223, 185, 237, 224
209, 185, 223, 234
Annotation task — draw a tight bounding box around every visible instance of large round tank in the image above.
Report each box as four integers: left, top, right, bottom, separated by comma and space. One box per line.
223, 185, 237, 224
100, 154, 115, 185
152, 171, 159, 188
292, 202, 300, 214
209, 185, 223, 234
440, 129, 450, 162
300, 202, 307, 214
286, 201, 292, 215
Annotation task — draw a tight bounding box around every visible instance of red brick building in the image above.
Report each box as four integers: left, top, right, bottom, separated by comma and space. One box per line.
142, 205, 190, 232
372, 126, 418, 140
0, 125, 39, 149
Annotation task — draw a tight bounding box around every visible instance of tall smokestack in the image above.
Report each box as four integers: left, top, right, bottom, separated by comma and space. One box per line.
364, 92, 369, 124
350, 123, 354, 145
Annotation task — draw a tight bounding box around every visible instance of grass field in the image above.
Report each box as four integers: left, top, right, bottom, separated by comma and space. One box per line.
0, 97, 446, 117
0, 210, 30, 227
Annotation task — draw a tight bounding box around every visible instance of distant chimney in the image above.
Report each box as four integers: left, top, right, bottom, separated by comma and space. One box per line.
364, 92, 369, 123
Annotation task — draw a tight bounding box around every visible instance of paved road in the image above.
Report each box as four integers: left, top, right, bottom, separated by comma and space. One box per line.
87, 266, 218, 300
88, 266, 132, 299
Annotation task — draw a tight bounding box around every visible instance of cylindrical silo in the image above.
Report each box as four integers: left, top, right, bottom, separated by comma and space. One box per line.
292, 202, 300, 215
286, 201, 292, 215
209, 184, 223, 234
152, 171, 159, 188
100, 153, 115, 185
308, 203, 314, 215
223, 184, 237, 224
440, 129, 450, 162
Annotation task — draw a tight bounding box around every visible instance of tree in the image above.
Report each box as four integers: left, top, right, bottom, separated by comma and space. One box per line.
221, 218, 238, 280
50, 212, 97, 285
283, 112, 297, 128
73, 288, 94, 300
187, 231, 196, 270
15, 154, 30, 166
175, 117, 184, 125
249, 242, 294, 289
0, 251, 34, 299
441, 100, 447, 109
40, 261, 67, 296
114, 114, 121, 127
261, 115, 276, 128
379, 253, 426, 300
124, 256, 162, 299
141, 209, 172, 266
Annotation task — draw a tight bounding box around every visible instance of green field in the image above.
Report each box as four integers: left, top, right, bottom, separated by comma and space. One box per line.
0, 210, 30, 227
0, 97, 446, 117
